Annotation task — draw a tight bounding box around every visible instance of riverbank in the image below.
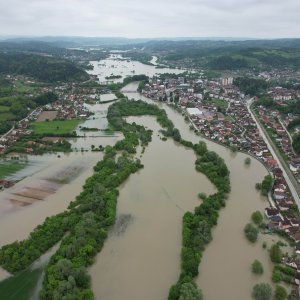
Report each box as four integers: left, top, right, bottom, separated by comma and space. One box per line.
122, 82, 286, 299
90, 115, 216, 300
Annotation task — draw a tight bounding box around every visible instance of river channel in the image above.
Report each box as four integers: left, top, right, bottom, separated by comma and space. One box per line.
88, 80, 288, 300
0, 56, 289, 299
0, 57, 187, 290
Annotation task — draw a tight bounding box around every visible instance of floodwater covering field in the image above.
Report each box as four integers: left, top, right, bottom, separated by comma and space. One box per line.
88, 54, 185, 83
0, 57, 289, 300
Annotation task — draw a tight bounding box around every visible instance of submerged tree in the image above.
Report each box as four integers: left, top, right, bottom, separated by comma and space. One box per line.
244, 223, 259, 243
251, 211, 263, 225
252, 283, 272, 300
179, 282, 203, 300
252, 260, 264, 274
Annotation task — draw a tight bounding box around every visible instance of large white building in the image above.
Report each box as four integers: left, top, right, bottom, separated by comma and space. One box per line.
187, 108, 203, 116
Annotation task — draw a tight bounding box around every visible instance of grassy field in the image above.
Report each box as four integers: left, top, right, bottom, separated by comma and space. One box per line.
0, 106, 10, 112
0, 268, 42, 300
0, 112, 16, 121
30, 119, 81, 135
224, 115, 235, 123
0, 161, 27, 179
204, 98, 228, 110
14, 83, 36, 94
211, 98, 229, 110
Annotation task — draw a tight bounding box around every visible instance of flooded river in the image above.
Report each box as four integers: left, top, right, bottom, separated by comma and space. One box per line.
0, 58, 288, 300
89, 116, 216, 300
88, 81, 285, 300
135, 83, 293, 299
88, 54, 185, 84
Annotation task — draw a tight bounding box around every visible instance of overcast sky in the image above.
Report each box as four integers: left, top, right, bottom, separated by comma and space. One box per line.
0, 0, 299, 38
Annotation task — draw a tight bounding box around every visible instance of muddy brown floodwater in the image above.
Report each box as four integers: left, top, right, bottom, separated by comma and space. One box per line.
89, 82, 291, 300
0, 64, 292, 299
0, 100, 123, 285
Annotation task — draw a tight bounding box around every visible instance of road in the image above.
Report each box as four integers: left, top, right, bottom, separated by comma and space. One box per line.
0, 108, 40, 141
247, 99, 300, 209
278, 117, 296, 155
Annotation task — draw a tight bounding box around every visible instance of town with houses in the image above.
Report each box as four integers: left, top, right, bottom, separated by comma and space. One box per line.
141, 74, 300, 296
0, 75, 101, 156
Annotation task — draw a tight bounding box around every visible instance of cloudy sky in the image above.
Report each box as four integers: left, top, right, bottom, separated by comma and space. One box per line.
0, 0, 299, 38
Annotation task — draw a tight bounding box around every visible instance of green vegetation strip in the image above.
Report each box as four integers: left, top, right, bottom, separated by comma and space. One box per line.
0, 99, 230, 299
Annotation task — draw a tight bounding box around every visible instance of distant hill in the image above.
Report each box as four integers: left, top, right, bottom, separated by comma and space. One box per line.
0, 41, 108, 61
0, 52, 89, 82
0, 37, 299, 71
0, 41, 69, 56
0, 36, 264, 48
135, 39, 300, 70
0, 36, 153, 48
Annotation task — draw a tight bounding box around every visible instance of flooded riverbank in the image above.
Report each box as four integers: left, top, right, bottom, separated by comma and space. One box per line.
0, 58, 289, 299
0, 152, 101, 246
90, 116, 216, 300
122, 82, 285, 299
88, 54, 185, 84
0, 99, 123, 247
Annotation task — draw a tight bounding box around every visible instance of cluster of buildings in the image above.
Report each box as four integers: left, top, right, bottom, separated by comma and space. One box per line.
44, 100, 89, 120
142, 76, 272, 164
257, 69, 300, 82
268, 87, 300, 101
0, 82, 99, 155
142, 76, 245, 104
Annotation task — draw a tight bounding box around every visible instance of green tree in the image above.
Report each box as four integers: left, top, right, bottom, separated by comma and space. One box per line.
179, 282, 203, 300
274, 285, 287, 300
260, 175, 273, 196
194, 141, 207, 156
252, 283, 272, 300
245, 157, 251, 165
252, 260, 264, 274
244, 223, 259, 243
272, 269, 281, 283
251, 211, 263, 225
198, 193, 207, 200
173, 128, 182, 142
270, 244, 282, 263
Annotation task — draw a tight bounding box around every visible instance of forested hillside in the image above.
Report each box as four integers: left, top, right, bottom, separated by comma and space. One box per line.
0, 53, 89, 82
133, 39, 300, 70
